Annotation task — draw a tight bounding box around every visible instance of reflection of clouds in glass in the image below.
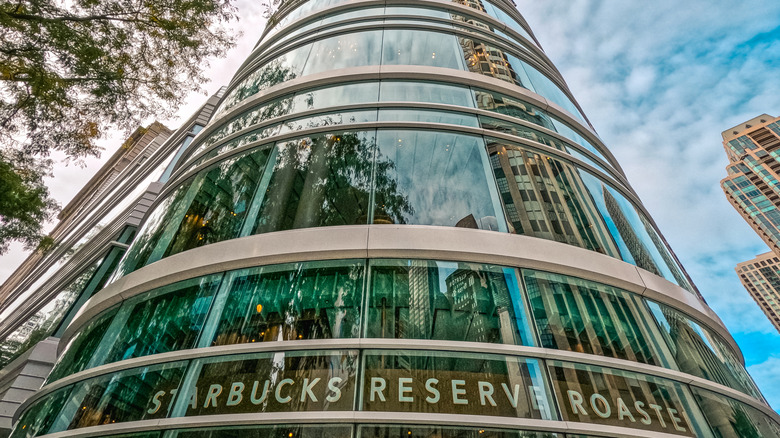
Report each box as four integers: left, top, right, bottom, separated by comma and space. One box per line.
377, 131, 498, 229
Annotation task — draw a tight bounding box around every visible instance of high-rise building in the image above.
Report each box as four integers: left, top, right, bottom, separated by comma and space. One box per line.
736, 252, 780, 333
721, 114, 780, 255
720, 114, 780, 333
2, 1, 779, 438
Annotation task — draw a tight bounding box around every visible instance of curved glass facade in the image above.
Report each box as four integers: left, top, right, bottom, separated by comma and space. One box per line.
13, 1, 778, 437
51, 259, 757, 402
114, 124, 690, 290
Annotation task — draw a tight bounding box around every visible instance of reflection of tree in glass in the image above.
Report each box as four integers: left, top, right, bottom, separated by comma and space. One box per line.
0, 265, 94, 368
255, 132, 412, 232
166, 150, 268, 255
227, 59, 298, 112
116, 182, 193, 274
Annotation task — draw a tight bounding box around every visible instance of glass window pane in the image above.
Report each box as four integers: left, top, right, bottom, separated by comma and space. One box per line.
303, 31, 382, 75
367, 260, 534, 346
47, 307, 119, 383
194, 96, 294, 157
380, 81, 474, 107
523, 270, 672, 367
547, 360, 711, 437
94, 275, 222, 367
379, 108, 479, 127
292, 82, 380, 112
520, 60, 584, 122
174, 350, 358, 417
481, 1, 534, 41
154, 149, 272, 261
10, 386, 72, 438
486, 140, 619, 256
646, 300, 763, 400
361, 350, 555, 420
577, 171, 692, 289
358, 425, 558, 438
218, 44, 312, 115
386, 6, 451, 18
209, 260, 364, 345
373, 130, 504, 231
252, 131, 376, 234
279, 110, 378, 134
382, 30, 463, 70
474, 89, 555, 131
115, 180, 195, 276
0, 260, 97, 369
692, 387, 780, 438
460, 37, 531, 88
50, 362, 188, 432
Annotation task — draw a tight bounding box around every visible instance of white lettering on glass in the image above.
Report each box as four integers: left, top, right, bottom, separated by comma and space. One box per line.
275, 378, 294, 404
452, 380, 468, 405
425, 378, 440, 403
370, 377, 386, 402
398, 378, 414, 402
226, 382, 244, 406
326, 377, 343, 403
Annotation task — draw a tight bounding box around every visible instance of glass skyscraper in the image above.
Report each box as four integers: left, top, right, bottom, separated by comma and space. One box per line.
5, 1, 780, 437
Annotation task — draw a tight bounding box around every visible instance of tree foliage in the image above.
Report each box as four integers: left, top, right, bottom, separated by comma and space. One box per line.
0, 0, 239, 253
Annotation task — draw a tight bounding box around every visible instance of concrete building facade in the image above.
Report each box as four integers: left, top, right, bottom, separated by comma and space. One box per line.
2, 1, 779, 438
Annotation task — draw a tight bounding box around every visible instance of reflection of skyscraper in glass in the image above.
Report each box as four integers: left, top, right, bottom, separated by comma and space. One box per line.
603, 187, 661, 275
3, 1, 779, 437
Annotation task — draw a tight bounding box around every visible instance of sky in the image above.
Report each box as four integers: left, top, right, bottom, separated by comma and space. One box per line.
1, 0, 779, 410
514, 0, 780, 408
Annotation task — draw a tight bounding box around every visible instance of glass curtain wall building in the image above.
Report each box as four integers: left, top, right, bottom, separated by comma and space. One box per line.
7, 1, 780, 438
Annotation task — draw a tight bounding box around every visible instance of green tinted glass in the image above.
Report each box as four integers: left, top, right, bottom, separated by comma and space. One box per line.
10, 386, 72, 438
166, 425, 351, 438
524, 270, 672, 368
692, 387, 780, 438
361, 350, 555, 420
358, 425, 558, 438
547, 360, 711, 437
253, 131, 376, 233
366, 260, 534, 345
95, 275, 222, 367
47, 307, 119, 383
50, 362, 187, 433
208, 260, 364, 345
646, 300, 763, 399
173, 350, 358, 417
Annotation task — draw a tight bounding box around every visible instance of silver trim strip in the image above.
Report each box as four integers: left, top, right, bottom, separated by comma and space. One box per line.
34, 412, 696, 438
21, 339, 778, 427
55, 227, 740, 368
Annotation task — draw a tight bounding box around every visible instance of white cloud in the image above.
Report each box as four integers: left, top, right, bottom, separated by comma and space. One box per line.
748, 356, 780, 409
516, 0, 780, 338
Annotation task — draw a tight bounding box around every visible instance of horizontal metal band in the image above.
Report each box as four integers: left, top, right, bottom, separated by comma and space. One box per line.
164, 121, 626, 216
36, 411, 698, 438
21, 339, 777, 430
247, 0, 550, 86
228, 19, 568, 122
203, 65, 612, 177
175, 102, 624, 189
61, 226, 737, 365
